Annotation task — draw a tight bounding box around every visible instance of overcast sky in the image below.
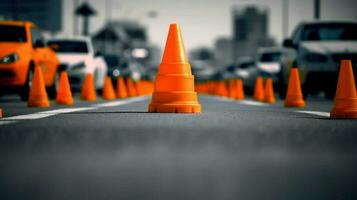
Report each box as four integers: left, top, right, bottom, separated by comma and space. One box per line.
60, 0, 357, 50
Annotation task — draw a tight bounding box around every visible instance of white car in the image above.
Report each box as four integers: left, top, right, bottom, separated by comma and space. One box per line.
282, 20, 357, 99
47, 37, 107, 91
256, 47, 296, 87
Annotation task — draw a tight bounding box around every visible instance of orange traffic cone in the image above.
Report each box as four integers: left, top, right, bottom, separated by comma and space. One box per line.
55, 71, 74, 105
0, 108, 2, 118
102, 76, 116, 100
253, 76, 264, 101
148, 24, 201, 113
285, 68, 305, 107
80, 73, 96, 101
116, 76, 128, 98
27, 66, 50, 107
126, 77, 137, 97
264, 77, 275, 104
330, 60, 357, 118
235, 79, 245, 100
216, 81, 228, 97
228, 79, 236, 99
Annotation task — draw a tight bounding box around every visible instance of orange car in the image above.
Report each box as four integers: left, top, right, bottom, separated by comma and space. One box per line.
0, 21, 60, 100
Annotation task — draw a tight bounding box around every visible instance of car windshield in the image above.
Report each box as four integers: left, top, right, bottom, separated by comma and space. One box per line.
301, 23, 357, 41
239, 62, 254, 69
104, 56, 128, 69
260, 52, 282, 62
0, 25, 27, 42
47, 40, 88, 53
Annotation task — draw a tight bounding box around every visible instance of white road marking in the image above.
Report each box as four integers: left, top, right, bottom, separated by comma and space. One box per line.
208, 96, 268, 106
239, 100, 268, 106
93, 96, 149, 108
295, 110, 330, 118
0, 96, 149, 126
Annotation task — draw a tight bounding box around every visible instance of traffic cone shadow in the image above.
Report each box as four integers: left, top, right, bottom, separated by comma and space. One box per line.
148, 24, 201, 113
285, 68, 305, 107
330, 60, 357, 119
116, 76, 128, 98
102, 76, 116, 100
56, 71, 74, 105
253, 76, 264, 101
27, 66, 50, 107
264, 77, 275, 104
235, 79, 245, 100
80, 73, 96, 101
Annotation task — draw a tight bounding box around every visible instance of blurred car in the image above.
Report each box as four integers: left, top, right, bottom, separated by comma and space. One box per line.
104, 53, 143, 81
191, 60, 216, 82
234, 57, 258, 94
47, 37, 107, 91
255, 47, 284, 82
282, 20, 357, 99
0, 21, 60, 100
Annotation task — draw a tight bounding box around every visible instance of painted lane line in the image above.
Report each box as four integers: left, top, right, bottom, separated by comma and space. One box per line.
0, 121, 16, 125
239, 100, 268, 106
207, 96, 268, 106
93, 96, 149, 108
0, 96, 149, 126
3, 107, 95, 120
295, 110, 330, 118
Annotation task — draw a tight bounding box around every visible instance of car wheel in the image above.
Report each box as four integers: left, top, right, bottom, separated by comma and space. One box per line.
19, 65, 34, 101
47, 70, 60, 99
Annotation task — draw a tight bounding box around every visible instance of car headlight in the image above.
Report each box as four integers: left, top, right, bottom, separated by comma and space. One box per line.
112, 69, 120, 77
0, 53, 19, 64
304, 53, 328, 63
71, 62, 86, 70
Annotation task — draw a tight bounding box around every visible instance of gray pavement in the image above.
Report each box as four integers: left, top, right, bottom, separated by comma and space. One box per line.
0, 95, 357, 200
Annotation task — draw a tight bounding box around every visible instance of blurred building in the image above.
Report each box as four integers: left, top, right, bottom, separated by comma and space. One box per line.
213, 37, 234, 68
232, 6, 275, 62
0, 0, 62, 33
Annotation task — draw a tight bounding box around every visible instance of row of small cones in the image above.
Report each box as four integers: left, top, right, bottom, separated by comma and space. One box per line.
196, 60, 357, 119
195, 77, 275, 104
22, 66, 154, 107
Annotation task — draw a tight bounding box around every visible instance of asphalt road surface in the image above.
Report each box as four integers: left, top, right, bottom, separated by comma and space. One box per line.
1, 94, 357, 200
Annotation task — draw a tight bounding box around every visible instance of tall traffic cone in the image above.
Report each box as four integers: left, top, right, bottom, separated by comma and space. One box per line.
27, 66, 50, 107
264, 77, 275, 104
330, 60, 357, 118
0, 108, 2, 118
102, 76, 116, 100
235, 79, 245, 100
126, 77, 137, 97
253, 76, 264, 101
116, 76, 128, 98
285, 68, 305, 107
148, 24, 201, 113
55, 71, 74, 105
80, 73, 96, 101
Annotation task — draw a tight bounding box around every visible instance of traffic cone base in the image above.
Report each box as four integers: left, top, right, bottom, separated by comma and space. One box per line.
253, 76, 264, 101
330, 60, 357, 119
264, 78, 275, 104
102, 76, 116, 100
27, 66, 50, 107
284, 98, 305, 107
116, 76, 128, 98
285, 68, 305, 108
80, 74, 96, 101
56, 71, 74, 105
235, 79, 245, 100
148, 24, 201, 113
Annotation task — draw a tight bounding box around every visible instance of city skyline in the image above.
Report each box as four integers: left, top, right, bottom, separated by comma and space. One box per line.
59, 0, 357, 50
